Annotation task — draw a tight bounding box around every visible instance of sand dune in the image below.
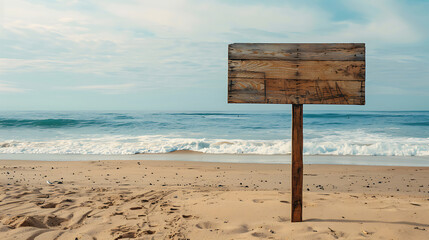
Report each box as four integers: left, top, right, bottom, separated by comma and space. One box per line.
0, 159, 428, 239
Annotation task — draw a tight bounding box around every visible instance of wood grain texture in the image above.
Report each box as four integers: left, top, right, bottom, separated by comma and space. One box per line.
228, 78, 266, 103
229, 60, 365, 81
229, 43, 365, 61
265, 79, 364, 105
228, 43, 365, 105
228, 79, 364, 105
291, 104, 303, 222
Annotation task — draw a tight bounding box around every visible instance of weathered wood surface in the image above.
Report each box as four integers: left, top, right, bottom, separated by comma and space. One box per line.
229, 60, 365, 80
229, 79, 364, 104
229, 43, 365, 61
265, 80, 364, 105
228, 43, 365, 105
291, 104, 303, 222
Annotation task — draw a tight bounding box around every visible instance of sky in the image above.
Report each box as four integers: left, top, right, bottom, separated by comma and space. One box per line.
0, 0, 428, 111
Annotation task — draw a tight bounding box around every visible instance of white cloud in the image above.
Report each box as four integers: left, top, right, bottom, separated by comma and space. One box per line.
327, 0, 422, 44
96, 0, 325, 41
64, 83, 136, 94
0, 0, 427, 95
0, 82, 27, 93
1, 1, 423, 69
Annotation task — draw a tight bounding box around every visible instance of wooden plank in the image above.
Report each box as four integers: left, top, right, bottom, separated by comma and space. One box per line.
228, 91, 266, 103
228, 79, 364, 105
229, 43, 365, 61
265, 80, 364, 104
291, 104, 303, 222
229, 60, 365, 81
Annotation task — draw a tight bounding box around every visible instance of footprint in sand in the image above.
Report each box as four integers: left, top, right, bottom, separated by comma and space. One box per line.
36, 194, 50, 199
182, 215, 193, 219
66, 209, 92, 229
60, 199, 75, 203
228, 224, 250, 234
3, 215, 68, 229
143, 230, 156, 235
44, 215, 68, 227
3, 215, 47, 229
130, 206, 143, 210
40, 202, 58, 208
251, 232, 269, 238
111, 225, 138, 238
113, 231, 137, 239
196, 221, 218, 229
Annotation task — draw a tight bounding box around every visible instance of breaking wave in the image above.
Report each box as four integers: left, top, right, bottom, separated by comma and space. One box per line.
0, 134, 428, 156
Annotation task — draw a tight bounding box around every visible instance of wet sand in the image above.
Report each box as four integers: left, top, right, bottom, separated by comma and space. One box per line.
0, 159, 428, 239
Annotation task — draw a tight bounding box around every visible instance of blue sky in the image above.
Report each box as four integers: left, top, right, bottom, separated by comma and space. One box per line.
0, 0, 428, 111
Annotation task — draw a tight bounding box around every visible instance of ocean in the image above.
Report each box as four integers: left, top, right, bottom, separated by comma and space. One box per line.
0, 110, 428, 158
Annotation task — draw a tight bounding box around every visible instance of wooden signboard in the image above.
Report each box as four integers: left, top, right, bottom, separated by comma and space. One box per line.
227, 43, 366, 222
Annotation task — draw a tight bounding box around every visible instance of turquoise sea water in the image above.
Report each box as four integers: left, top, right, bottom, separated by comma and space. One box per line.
0, 110, 428, 156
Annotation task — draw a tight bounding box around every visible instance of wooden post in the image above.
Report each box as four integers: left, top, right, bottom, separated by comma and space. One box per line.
291, 104, 303, 222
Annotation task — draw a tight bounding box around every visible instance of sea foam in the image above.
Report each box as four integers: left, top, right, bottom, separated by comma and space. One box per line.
0, 134, 428, 156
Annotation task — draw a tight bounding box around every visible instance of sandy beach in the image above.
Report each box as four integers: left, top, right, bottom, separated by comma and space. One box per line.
0, 159, 428, 240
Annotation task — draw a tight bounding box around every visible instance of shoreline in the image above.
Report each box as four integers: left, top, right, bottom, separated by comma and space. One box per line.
1, 153, 429, 166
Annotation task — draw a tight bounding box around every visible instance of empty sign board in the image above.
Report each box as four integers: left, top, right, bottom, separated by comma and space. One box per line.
228, 43, 365, 105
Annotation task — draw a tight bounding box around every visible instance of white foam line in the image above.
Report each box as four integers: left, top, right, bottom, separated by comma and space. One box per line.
0, 133, 428, 156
